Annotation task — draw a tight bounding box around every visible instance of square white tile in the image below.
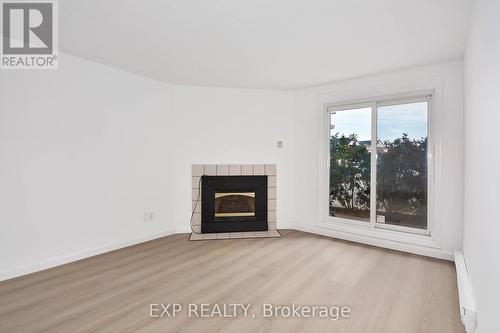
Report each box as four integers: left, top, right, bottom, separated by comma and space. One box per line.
265, 164, 276, 175
216, 164, 229, 175
253, 165, 265, 175
205, 164, 217, 175
229, 164, 241, 175
192, 165, 205, 177
241, 165, 253, 175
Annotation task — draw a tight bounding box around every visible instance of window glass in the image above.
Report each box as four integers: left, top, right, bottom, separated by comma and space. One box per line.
329, 107, 371, 222
376, 102, 428, 229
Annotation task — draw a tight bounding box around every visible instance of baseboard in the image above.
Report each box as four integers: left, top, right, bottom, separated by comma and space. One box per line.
454, 251, 477, 333
0, 228, 175, 282
276, 223, 295, 229
286, 223, 454, 261
174, 226, 193, 234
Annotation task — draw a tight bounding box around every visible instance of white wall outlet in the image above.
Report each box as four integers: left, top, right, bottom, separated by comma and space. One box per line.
143, 212, 154, 221
376, 214, 386, 223
277, 140, 283, 148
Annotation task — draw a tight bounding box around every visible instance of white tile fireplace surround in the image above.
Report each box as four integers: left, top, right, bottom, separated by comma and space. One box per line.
191, 164, 279, 240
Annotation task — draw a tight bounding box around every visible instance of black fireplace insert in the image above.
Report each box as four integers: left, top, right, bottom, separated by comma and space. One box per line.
201, 175, 268, 233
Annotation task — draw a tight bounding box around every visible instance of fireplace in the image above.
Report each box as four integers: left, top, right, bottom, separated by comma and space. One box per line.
201, 175, 268, 233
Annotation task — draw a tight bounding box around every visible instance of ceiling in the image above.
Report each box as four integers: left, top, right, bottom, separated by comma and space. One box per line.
61, 0, 472, 89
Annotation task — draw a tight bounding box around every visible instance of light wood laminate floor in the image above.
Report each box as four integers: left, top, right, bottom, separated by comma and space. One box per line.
0, 230, 464, 333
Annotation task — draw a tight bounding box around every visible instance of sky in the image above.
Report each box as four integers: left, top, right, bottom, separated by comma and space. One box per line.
330, 102, 428, 142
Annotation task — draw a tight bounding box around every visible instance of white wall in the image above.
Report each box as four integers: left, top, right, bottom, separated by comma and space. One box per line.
169, 85, 295, 232
463, 0, 500, 332
0, 54, 176, 280
292, 61, 465, 259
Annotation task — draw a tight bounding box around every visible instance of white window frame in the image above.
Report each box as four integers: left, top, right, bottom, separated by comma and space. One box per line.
319, 89, 441, 250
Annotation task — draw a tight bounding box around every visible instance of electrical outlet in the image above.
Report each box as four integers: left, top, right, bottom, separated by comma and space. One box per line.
143, 212, 154, 222
376, 215, 386, 223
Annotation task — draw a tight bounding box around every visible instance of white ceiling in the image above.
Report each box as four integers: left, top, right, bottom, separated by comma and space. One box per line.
61, 0, 472, 89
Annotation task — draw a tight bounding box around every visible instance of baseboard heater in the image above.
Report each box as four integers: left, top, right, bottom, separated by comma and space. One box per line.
454, 251, 477, 333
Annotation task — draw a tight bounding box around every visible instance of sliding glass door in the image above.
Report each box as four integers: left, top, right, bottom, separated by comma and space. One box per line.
328, 96, 431, 235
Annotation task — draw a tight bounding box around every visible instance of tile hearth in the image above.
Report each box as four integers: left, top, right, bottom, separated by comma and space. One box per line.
190, 230, 282, 241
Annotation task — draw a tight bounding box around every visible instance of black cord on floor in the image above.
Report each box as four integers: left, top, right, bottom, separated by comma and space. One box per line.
190, 174, 205, 234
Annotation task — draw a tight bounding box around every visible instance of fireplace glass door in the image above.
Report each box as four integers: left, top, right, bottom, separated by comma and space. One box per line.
214, 192, 255, 221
